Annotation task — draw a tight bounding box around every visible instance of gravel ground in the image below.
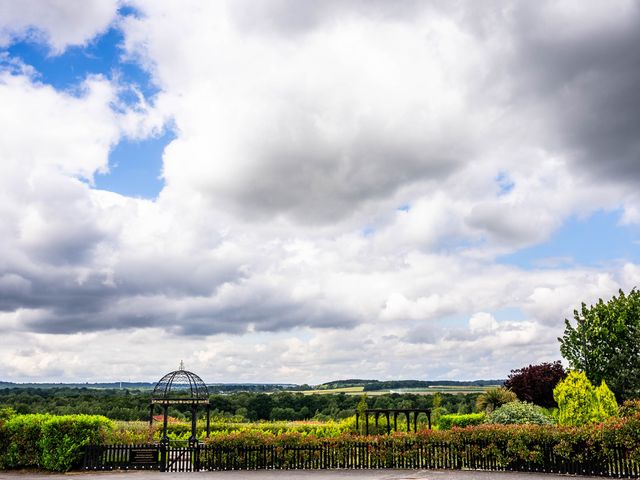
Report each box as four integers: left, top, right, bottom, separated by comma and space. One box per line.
0, 470, 605, 480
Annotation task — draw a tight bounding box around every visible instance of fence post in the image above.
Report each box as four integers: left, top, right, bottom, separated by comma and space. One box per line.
160, 443, 167, 472
193, 442, 201, 471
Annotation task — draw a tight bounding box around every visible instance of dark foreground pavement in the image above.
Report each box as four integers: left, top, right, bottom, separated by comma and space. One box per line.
0, 470, 605, 480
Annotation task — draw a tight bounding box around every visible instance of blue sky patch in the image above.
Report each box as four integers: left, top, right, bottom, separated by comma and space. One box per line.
95, 129, 174, 199
2, 8, 170, 200
500, 210, 640, 269
496, 171, 515, 196
5, 13, 156, 100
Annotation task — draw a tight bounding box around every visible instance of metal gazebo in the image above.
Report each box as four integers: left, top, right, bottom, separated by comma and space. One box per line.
149, 363, 211, 444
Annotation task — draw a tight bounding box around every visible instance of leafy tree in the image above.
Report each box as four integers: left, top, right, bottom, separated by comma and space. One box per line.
486, 401, 553, 425
596, 381, 618, 419
475, 387, 517, 413
553, 371, 618, 426
504, 361, 566, 408
559, 288, 640, 401
619, 399, 640, 418
0, 406, 16, 421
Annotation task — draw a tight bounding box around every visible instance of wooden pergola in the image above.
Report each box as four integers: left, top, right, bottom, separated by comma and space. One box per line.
357, 408, 431, 435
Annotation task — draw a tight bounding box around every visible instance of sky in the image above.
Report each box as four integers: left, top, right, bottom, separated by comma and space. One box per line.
1, 0, 640, 384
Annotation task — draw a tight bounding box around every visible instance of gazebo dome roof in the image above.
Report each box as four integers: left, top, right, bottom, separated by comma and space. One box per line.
151, 366, 209, 402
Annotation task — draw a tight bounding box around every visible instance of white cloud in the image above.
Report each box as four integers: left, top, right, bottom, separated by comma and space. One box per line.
2, 0, 640, 382
468, 312, 499, 334
0, 0, 119, 54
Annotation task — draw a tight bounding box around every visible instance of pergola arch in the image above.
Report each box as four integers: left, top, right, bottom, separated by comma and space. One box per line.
357, 408, 432, 435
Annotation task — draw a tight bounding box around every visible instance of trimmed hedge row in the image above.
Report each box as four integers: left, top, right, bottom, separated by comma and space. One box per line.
201, 412, 640, 468
0, 414, 112, 471
4, 412, 640, 472
437, 413, 485, 430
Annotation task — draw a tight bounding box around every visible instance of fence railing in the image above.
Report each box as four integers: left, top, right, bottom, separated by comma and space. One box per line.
83, 440, 640, 476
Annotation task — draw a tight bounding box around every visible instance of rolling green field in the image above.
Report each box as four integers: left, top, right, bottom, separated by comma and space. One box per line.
295, 385, 497, 396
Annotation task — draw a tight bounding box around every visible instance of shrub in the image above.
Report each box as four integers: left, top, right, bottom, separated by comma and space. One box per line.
437, 413, 485, 430
0, 413, 49, 469
553, 371, 618, 426
0, 414, 113, 472
486, 401, 553, 425
504, 361, 566, 408
39, 415, 113, 471
108, 420, 156, 444
476, 387, 517, 413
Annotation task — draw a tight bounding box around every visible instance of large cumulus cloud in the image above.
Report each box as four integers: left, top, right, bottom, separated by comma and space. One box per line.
2, 0, 640, 381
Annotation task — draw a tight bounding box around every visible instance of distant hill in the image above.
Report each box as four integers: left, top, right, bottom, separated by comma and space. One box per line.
316, 379, 503, 391
0, 378, 502, 393
0, 381, 154, 389
0, 380, 296, 393
315, 379, 379, 389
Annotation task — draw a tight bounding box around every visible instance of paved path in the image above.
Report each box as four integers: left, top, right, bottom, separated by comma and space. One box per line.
0, 470, 605, 480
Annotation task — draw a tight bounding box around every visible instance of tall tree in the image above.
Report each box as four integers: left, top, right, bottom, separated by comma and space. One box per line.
504, 361, 566, 408
559, 289, 640, 401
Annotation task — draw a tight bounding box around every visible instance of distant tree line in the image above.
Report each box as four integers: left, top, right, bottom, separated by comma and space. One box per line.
0, 388, 479, 422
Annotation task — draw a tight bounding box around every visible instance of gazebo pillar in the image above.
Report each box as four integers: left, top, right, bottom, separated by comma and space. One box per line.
206, 404, 211, 438
161, 404, 169, 444
189, 404, 198, 444
149, 403, 154, 426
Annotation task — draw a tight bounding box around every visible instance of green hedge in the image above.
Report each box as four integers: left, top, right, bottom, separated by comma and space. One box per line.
437, 413, 485, 430
5, 412, 640, 472
0, 414, 113, 471
200, 413, 640, 468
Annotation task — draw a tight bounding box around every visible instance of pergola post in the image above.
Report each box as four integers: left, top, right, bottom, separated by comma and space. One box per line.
149, 403, 154, 426
413, 411, 418, 432
385, 411, 391, 434
365, 412, 369, 435
405, 412, 410, 432
355, 411, 359, 431
393, 412, 398, 432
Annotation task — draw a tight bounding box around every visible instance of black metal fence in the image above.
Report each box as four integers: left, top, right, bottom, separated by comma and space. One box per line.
83, 441, 640, 476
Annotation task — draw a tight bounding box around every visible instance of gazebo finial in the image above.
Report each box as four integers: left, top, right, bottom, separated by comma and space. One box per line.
179, 360, 185, 370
